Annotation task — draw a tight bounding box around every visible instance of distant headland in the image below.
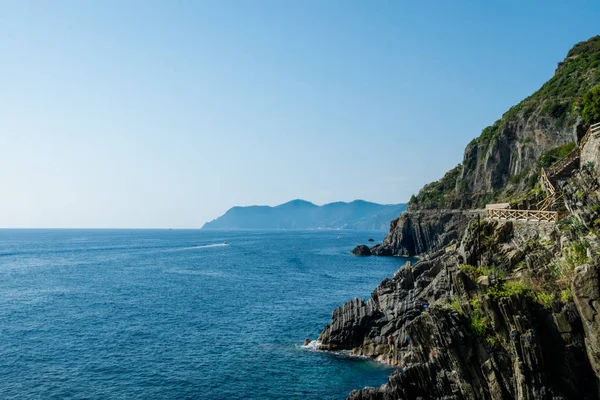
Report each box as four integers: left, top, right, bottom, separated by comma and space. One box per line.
202, 199, 407, 230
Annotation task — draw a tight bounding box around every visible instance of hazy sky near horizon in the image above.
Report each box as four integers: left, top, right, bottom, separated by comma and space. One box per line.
2, 1, 600, 228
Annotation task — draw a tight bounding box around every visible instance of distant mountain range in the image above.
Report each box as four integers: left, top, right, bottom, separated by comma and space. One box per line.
202, 200, 407, 230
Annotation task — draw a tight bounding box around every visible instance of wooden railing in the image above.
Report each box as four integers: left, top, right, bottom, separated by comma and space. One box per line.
485, 122, 600, 223
486, 208, 558, 222
536, 123, 598, 211
540, 168, 555, 195
547, 147, 580, 177
536, 195, 554, 212
579, 122, 600, 150
537, 192, 563, 211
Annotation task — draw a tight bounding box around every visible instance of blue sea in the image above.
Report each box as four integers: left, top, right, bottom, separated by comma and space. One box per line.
0, 229, 408, 399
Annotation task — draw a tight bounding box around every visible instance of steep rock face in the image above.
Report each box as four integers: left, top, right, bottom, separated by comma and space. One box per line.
317, 297, 381, 351
348, 297, 594, 400
318, 219, 597, 399
564, 167, 600, 390
581, 131, 600, 170
573, 264, 600, 388
455, 113, 579, 208
561, 165, 600, 229
317, 254, 456, 360
370, 211, 475, 257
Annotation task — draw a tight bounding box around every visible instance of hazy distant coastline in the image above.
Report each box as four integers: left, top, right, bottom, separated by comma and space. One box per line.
202, 199, 407, 230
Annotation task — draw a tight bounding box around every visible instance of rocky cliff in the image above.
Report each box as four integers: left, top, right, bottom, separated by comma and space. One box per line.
409, 36, 600, 212
363, 36, 600, 258
313, 36, 600, 399
317, 179, 600, 398
369, 210, 475, 257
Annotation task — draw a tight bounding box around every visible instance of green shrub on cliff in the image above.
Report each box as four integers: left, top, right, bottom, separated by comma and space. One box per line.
559, 215, 587, 234
536, 292, 556, 309
487, 280, 532, 300
486, 278, 556, 308
450, 299, 464, 316
561, 287, 573, 303
536, 142, 576, 169
508, 166, 532, 185
580, 83, 600, 123
459, 264, 478, 277
485, 336, 498, 347
538, 36, 600, 100
469, 298, 489, 337
477, 36, 600, 146
564, 239, 589, 269
408, 164, 463, 209
459, 264, 507, 280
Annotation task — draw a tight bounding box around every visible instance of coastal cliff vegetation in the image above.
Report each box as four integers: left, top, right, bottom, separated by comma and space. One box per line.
409, 35, 600, 212
314, 35, 600, 399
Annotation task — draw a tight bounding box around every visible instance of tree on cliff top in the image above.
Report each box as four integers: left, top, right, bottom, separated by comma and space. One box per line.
581, 83, 600, 124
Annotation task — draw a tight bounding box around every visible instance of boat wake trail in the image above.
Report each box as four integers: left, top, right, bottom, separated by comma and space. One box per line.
177, 243, 229, 251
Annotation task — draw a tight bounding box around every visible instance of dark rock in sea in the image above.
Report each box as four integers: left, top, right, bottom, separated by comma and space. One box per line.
367, 238, 375, 242
351, 245, 371, 256
369, 244, 393, 256
303, 338, 311, 346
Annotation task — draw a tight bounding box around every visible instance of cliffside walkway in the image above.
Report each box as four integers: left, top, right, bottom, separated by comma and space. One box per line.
485, 206, 558, 223
486, 122, 600, 223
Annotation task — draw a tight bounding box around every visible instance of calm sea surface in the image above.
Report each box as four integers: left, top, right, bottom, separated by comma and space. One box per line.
0, 229, 408, 399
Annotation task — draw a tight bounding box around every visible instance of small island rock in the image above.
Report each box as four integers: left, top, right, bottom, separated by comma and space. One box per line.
367, 238, 375, 242
351, 245, 371, 256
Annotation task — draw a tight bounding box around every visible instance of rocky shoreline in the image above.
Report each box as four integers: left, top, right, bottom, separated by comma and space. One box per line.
314, 201, 600, 399
314, 161, 600, 399
306, 35, 600, 399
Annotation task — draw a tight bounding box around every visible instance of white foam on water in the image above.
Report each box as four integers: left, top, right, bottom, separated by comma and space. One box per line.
163, 243, 229, 252
299, 341, 389, 365
190, 243, 229, 249
301, 340, 322, 350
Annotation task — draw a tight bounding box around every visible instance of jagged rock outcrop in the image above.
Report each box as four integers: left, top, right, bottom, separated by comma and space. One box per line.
318, 219, 598, 399
317, 297, 382, 351
370, 211, 475, 257
349, 296, 595, 400
561, 165, 600, 229
566, 165, 600, 388
319, 160, 600, 398
573, 264, 600, 386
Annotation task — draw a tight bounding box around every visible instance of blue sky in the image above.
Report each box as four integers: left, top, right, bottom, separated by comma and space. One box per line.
1, 1, 599, 228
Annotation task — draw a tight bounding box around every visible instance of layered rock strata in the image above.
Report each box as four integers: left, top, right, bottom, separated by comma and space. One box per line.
316, 173, 600, 398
